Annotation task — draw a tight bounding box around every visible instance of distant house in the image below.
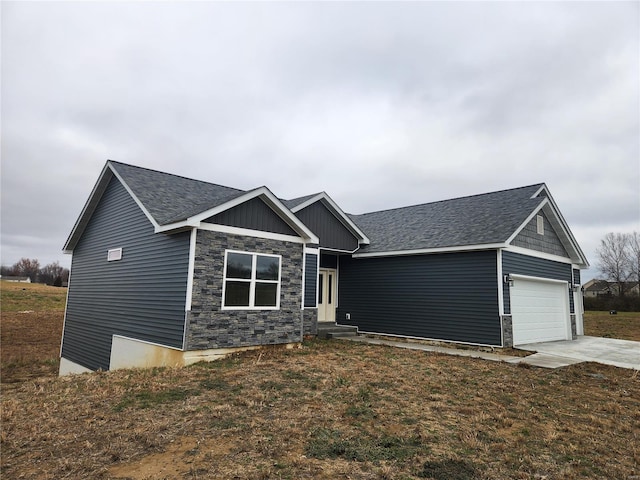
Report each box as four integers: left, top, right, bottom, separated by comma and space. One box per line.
583, 279, 640, 297
59, 161, 589, 374
1, 276, 32, 283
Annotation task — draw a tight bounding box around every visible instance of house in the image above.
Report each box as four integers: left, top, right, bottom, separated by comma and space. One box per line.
583, 279, 640, 297
59, 161, 589, 374
1, 276, 32, 283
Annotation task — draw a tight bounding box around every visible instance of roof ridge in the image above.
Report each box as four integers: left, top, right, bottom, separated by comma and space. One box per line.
107, 159, 245, 193
353, 183, 546, 217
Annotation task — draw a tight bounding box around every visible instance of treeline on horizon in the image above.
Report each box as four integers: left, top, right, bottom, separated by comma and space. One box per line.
1, 258, 70, 287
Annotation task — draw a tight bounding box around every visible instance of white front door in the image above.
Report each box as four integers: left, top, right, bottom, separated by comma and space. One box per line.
318, 268, 337, 323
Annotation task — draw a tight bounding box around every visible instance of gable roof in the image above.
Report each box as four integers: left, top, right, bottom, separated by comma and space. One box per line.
63, 161, 318, 252
286, 192, 370, 245
110, 161, 246, 225
350, 184, 588, 266
64, 162, 587, 266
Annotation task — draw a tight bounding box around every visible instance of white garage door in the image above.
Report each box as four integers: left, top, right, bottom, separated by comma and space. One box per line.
510, 276, 570, 345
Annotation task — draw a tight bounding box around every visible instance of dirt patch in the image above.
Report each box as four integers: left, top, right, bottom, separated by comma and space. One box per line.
108, 436, 239, 479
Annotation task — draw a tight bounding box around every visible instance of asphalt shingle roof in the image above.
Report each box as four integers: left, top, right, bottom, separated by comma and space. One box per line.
110, 161, 247, 225
350, 184, 546, 253
280, 193, 322, 210
108, 162, 549, 254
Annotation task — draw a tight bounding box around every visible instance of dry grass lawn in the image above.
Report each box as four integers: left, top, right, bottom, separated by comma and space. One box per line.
1, 282, 639, 479
584, 310, 640, 341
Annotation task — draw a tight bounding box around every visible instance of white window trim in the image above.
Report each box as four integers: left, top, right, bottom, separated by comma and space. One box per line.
221, 250, 282, 310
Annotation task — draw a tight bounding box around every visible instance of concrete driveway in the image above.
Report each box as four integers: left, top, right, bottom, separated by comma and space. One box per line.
516, 336, 640, 370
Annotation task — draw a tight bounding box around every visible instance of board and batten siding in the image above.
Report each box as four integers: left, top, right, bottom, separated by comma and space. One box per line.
304, 253, 318, 308
62, 176, 191, 371
205, 197, 297, 236
502, 251, 574, 315
337, 250, 501, 346
294, 201, 359, 252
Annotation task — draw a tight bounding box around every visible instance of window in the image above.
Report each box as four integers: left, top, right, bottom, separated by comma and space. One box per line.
223, 250, 281, 309
536, 215, 544, 235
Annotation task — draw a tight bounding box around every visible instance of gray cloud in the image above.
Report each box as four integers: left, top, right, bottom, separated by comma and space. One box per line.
1, 1, 638, 282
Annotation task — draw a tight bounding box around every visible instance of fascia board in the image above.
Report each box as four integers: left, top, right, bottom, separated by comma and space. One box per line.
504, 197, 549, 245
159, 187, 320, 243
291, 192, 370, 244
352, 243, 506, 258
541, 188, 590, 267
64, 161, 163, 253
511, 186, 589, 267
109, 163, 161, 230
63, 162, 113, 252
290, 193, 325, 213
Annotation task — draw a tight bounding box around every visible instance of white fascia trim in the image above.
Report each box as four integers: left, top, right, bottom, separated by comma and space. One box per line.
497, 250, 504, 317
290, 192, 370, 245
530, 184, 547, 199
353, 243, 506, 259
63, 163, 112, 253
505, 197, 549, 245
320, 245, 361, 254
157, 187, 319, 243
197, 223, 306, 243
108, 162, 161, 231
503, 245, 574, 265
301, 246, 306, 310
185, 228, 197, 312
304, 247, 320, 256
526, 185, 589, 267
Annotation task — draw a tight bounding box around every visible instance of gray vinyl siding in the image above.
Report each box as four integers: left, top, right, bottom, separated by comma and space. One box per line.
205, 197, 298, 236
295, 201, 359, 251
62, 176, 190, 371
511, 211, 569, 258
320, 253, 338, 269
573, 269, 581, 285
304, 253, 318, 308
502, 251, 574, 315
337, 251, 501, 345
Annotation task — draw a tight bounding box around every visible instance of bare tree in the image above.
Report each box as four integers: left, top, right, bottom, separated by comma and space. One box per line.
596, 233, 631, 297
628, 231, 640, 289
39, 261, 66, 285
11, 258, 41, 283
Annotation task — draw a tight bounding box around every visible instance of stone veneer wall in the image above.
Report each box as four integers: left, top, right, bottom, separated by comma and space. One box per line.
185, 230, 305, 350
501, 314, 577, 347
500, 315, 513, 348
303, 309, 318, 336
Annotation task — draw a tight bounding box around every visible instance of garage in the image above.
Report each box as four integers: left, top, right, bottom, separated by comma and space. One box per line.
510, 275, 571, 345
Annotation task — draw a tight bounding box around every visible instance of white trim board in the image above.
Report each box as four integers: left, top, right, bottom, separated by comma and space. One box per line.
503, 245, 574, 265
158, 187, 320, 244
197, 223, 307, 244
353, 243, 506, 259
290, 192, 370, 245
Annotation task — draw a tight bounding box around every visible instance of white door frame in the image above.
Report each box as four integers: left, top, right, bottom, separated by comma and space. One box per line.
318, 268, 337, 323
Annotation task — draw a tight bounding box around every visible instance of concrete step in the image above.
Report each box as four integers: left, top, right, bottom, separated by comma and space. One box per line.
317, 323, 358, 339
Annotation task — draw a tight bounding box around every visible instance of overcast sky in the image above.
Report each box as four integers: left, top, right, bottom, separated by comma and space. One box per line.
1, 1, 638, 281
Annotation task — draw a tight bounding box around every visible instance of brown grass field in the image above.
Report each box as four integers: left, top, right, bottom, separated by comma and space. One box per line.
1, 281, 639, 479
